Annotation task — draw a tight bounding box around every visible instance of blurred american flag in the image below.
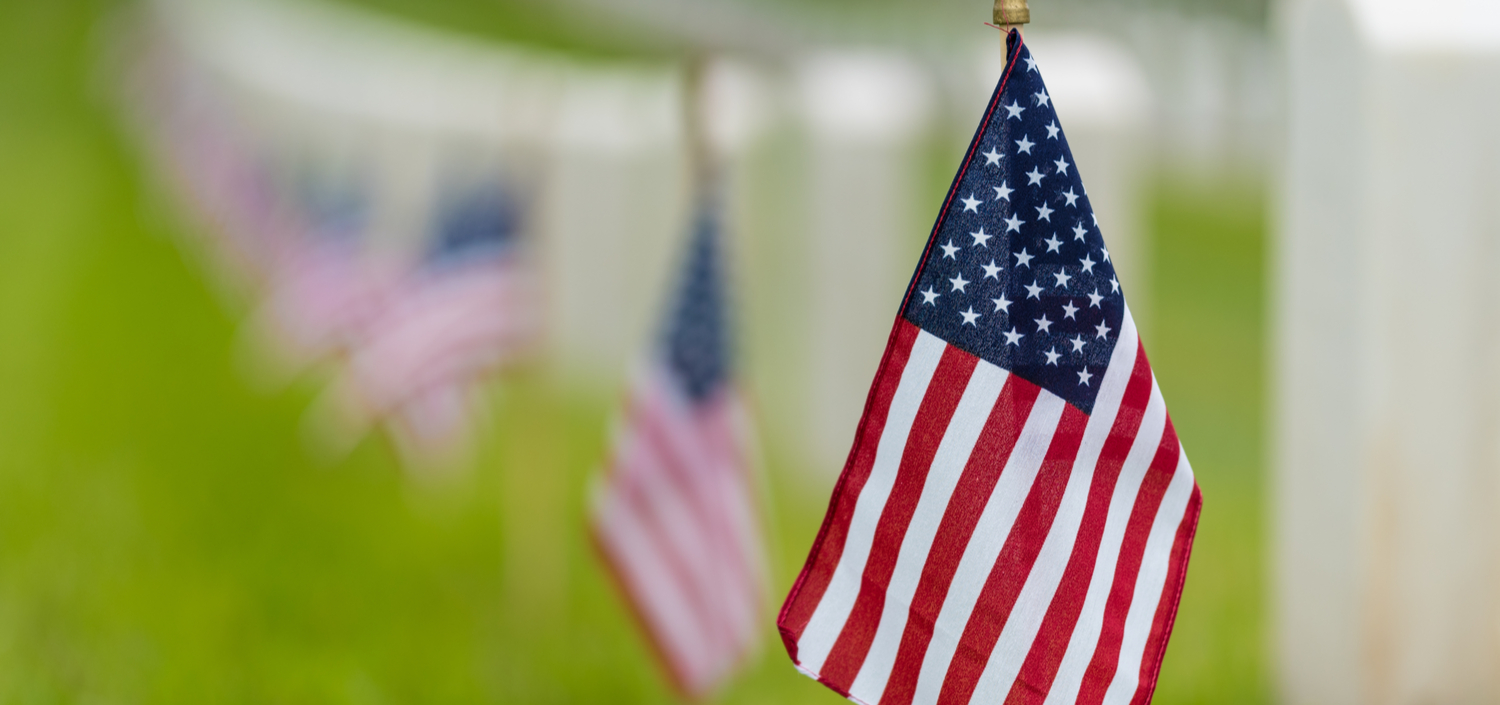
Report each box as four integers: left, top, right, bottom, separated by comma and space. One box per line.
590, 187, 767, 698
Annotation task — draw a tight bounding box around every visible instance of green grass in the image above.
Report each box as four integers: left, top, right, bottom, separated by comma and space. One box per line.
0, 1, 1267, 702
1148, 175, 1269, 704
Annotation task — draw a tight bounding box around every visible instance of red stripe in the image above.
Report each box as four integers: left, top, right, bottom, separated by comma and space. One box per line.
1075, 421, 1182, 705
1004, 346, 1156, 703
935, 402, 1090, 705
879, 375, 1044, 705
779, 320, 922, 654
818, 345, 981, 691
1130, 484, 1202, 705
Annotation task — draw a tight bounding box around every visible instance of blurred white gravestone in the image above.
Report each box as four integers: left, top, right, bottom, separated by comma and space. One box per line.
792, 53, 933, 470
1277, 1, 1500, 703
542, 58, 776, 390
539, 71, 687, 385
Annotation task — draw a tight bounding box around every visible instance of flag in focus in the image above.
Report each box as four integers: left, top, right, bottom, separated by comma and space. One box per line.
591, 179, 767, 699
778, 31, 1200, 705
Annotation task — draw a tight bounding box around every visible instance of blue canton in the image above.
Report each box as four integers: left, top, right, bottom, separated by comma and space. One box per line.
660, 186, 732, 404
428, 181, 524, 265
902, 32, 1126, 415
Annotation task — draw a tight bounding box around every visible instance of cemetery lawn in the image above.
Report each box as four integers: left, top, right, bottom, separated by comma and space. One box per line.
0, 1, 1267, 702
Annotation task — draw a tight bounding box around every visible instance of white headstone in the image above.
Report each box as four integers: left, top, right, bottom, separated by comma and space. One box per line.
1277, 1, 1500, 702
791, 52, 933, 471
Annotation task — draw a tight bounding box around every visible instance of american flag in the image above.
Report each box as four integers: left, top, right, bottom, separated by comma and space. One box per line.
591, 186, 767, 699
328, 183, 537, 454
777, 32, 1201, 705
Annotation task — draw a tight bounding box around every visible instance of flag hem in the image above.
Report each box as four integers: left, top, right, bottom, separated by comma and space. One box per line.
1135, 485, 1203, 704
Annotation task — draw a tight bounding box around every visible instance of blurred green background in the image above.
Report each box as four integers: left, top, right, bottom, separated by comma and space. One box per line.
0, 1, 1264, 702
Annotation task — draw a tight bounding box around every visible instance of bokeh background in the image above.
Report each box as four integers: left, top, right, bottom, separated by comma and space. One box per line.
0, 0, 1269, 702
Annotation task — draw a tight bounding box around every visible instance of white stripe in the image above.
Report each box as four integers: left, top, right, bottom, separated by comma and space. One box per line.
796, 330, 948, 673
1043, 380, 1169, 704
911, 390, 1068, 705
1101, 448, 1194, 705
848, 362, 1011, 703
967, 312, 1141, 704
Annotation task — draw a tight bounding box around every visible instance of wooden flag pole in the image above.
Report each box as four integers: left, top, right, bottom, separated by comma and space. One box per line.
682, 55, 718, 188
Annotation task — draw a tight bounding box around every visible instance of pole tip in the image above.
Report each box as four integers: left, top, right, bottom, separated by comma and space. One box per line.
993, 0, 1030, 27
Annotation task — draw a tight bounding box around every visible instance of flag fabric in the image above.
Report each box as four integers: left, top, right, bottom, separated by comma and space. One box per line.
324, 184, 538, 454
591, 185, 767, 699
777, 31, 1201, 705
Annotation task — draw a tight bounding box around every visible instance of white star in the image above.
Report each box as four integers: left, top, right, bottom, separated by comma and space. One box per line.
1015, 135, 1035, 155
1088, 289, 1103, 308
950, 273, 970, 293
940, 240, 960, 259
982, 259, 1001, 280
970, 227, 992, 248
1078, 367, 1094, 387
1069, 335, 1086, 353
961, 194, 982, 213
1013, 248, 1034, 268
1062, 301, 1079, 320
1101, 246, 1111, 262
1053, 270, 1073, 288
1026, 167, 1045, 186
1034, 89, 1051, 108
1003, 327, 1025, 346
1035, 203, 1054, 222
1035, 314, 1053, 333
1045, 347, 1061, 366
1046, 120, 1060, 139
1024, 55, 1038, 72
1005, 101, 1024, 120
1044, 234, 1063, 253
961, 306, 981, 326
1095, 320, 1112, 339
1025, 281, 1044, 300
1061, 187, 1079, 207
994, 182, 1013, 201
1071, 223, 1088, 241
920, 287, 940, 305
1110, 276, 1120, 293
993, 294, 1012, 313
1079, 255, 1096, 274
1004, 214, 1024, 233
983, 147, 1002, 166
1093, 212, 1099, 227
1054, 156, 1071, 176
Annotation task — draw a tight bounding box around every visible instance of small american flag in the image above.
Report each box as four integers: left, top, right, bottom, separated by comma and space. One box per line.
331, 183, 537, 455
591, 185, 767, 698
778, 32, 1201, 705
